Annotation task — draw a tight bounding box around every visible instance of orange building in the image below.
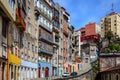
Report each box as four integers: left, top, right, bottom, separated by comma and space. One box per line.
80, 22, 101, 41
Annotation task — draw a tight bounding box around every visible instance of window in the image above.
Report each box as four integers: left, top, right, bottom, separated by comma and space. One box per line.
35, 29, 37, 38
47, 10, 49, 16
85, 58, 88, 63
8, 0, 15, 9
2, 18, 7, 38
28, 42, 30, 49
28, 7, 31, 17
32, 44, 34, 52
50, 11, 52, 18
55, 57, 57, 64
46, 57, 48, 62
2, 45, 6, 57
61, 19, 62, 24
27, 23, 31, 33
35, 46, 37, 53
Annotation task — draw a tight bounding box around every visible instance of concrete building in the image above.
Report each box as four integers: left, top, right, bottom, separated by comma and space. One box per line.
0, 0, 16, 79
55, 4, 64, 76
80, 22, 100, 61
60, 7, 70, 73
19, 0, 38, 80
52, 2, 60, 76
101, 12, 120, 38
68, 25, 74, 73
0, 0, 24, 80
96, 53, 120, 80
73, 30, 82, 72
34, 0, 53, 78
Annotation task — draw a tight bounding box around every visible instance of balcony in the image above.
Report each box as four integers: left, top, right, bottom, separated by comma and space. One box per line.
38, 21, 52, 32
34, 1, 52, 21
15, 8, 26, 30
38, 44, 53, 56
0, 0, 16, 21
53, 20, 60, 33
53, 25, 60, 33
39, 34, 53, 45
63, 26, 69, 36
53, 14, 59, 22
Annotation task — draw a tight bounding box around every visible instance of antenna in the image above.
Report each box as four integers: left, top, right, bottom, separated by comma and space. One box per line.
111, 3, 114, 12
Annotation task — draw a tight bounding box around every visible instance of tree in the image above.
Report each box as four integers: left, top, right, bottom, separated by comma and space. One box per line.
105, 30, 113, 43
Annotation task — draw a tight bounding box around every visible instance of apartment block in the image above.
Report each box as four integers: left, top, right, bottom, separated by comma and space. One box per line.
52, 2, 60, 76
101, 12, 120, 38
19, 0, 38, 79
34, 0, 53, 78
60, 7, 69, 73
54, 4, 64, 76
0, 0, 15, 79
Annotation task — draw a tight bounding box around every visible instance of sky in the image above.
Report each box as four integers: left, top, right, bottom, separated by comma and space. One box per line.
54, 0, 120, 30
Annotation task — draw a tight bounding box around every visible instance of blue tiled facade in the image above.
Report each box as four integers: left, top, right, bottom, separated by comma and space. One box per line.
38, 62, 52, 77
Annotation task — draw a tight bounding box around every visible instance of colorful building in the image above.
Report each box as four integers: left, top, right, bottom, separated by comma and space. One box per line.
35, 0, 53, 78
61, 7, 70, 73
38, 62, 52, 78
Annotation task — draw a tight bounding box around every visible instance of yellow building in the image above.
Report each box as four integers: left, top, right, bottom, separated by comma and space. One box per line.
101, 12, 120, 38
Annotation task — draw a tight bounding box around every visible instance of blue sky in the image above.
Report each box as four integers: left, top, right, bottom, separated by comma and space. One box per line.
54, 0, 120, 30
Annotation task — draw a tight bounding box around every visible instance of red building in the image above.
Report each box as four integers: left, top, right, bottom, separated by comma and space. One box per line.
80, 22, 100, 41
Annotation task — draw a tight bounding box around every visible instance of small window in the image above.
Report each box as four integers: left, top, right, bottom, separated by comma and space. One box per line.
28, 7, 31, 17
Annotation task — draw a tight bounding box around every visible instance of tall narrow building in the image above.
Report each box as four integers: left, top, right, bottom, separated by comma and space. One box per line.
61, 7, 70, 73
20, 0, 38, 79
68, 25, 74, 73
34, 0, 53, 78
0, 0, 16, 80
52, 2, 60, 76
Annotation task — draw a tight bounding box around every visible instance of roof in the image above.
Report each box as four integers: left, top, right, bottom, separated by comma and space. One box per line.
100, 65, 120, 73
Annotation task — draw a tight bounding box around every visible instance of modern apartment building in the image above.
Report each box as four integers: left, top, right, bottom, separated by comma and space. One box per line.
52, 2, 60, 76
34, 0, 53, 78
101, 12, 120, 38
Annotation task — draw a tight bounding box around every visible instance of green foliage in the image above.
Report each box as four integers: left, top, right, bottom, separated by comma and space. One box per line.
105, 30, 114, 42
105, 42, 120, 53
92, 65, 100, 73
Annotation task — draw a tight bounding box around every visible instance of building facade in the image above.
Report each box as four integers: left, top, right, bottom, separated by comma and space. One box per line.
61, 7, 70, 73
34, 0, 53, 78
52, 2, 60, 76
19, 0, 38, 79
0, 0, 78, 79
101, 12, 120, 38
68, 25, 74, 73
80, 22, 100, 61
0, 0, 16, 79
73, 30, 82, 72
